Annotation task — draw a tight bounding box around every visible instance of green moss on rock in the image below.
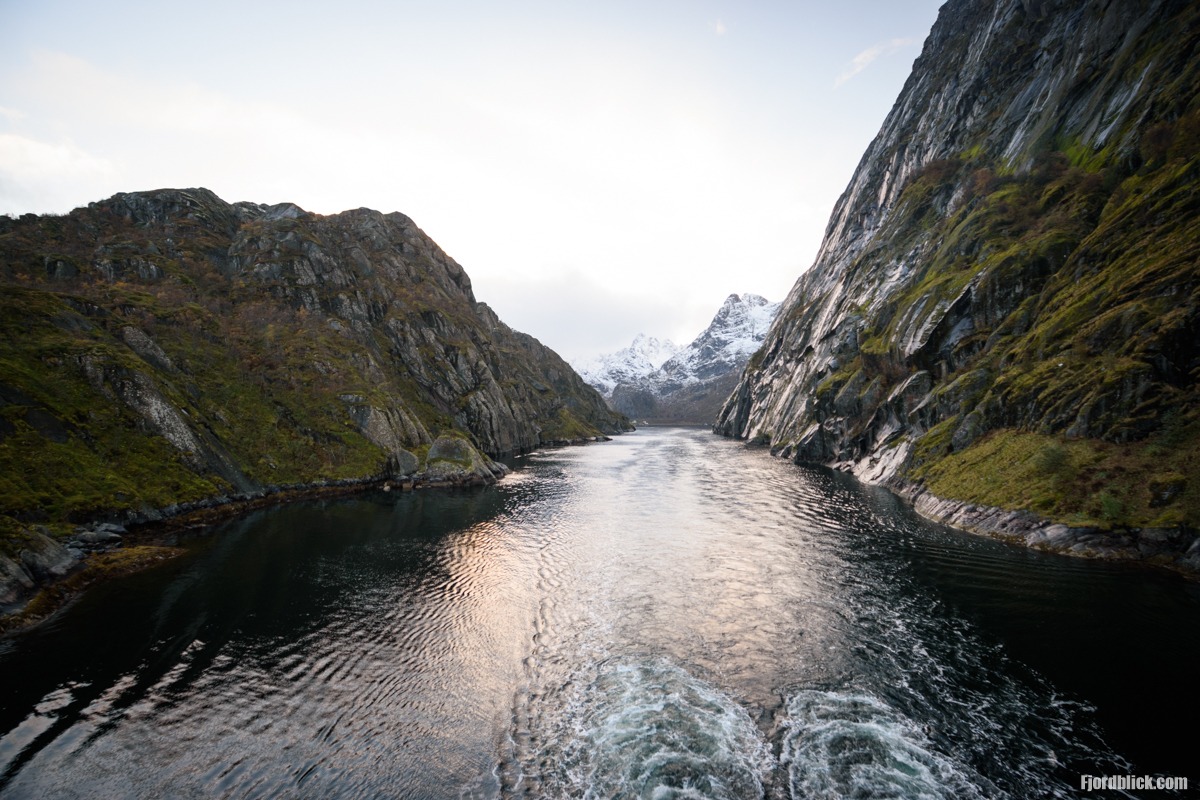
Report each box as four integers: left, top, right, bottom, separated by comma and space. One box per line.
916, 423, 1200, 530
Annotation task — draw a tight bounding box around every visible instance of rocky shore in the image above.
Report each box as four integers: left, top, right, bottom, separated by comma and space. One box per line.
895, 482, 1200, 577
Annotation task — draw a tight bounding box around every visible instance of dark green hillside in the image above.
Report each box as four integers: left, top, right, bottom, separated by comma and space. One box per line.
0, 189, 629, 534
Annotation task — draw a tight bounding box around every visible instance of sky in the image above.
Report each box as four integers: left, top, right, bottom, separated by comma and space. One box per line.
0, 0, 945, 364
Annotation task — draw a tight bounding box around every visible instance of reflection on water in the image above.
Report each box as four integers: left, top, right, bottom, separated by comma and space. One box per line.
1, 428, 1198, 798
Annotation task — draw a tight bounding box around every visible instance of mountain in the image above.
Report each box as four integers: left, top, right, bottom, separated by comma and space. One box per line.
574, 334, 679, 397
717, 0, 1200, 569
0, 188, 631, 605
582, 293, 779, 423
654, 293, 780, 390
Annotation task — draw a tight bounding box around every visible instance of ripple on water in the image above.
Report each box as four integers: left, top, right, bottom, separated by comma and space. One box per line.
2, 430, 1192, 798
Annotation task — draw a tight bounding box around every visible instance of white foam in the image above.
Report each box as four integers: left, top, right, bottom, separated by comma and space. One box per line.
548, 658, 771, 799
781, 689, 996, 799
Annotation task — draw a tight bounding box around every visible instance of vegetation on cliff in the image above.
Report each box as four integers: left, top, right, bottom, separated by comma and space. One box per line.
0, 189, 629, 543
816, 114, 1200, 529
718, 0, 1200, 546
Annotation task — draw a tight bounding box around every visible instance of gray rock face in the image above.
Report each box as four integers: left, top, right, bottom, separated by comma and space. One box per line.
0, 529, 80, 608
76, 354, 255, 493
719, 0, 1196, 469
75, 529, 123, 545
715, 0, 1199, 567
905, 486, 1200, 573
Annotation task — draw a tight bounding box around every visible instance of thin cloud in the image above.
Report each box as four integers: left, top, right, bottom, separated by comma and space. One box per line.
0, 133, 119, 215
835, 37, 915, 87
712, 19, 727, 36
0, 133, 113, 176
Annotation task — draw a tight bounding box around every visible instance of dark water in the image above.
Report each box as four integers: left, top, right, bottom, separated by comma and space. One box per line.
1, 428, 1197, 798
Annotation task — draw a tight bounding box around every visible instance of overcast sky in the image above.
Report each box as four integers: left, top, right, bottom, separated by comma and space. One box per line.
0, 0, 944, 363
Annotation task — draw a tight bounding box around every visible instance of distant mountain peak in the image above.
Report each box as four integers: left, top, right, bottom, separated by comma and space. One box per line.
574, 293, 781, 423
575, 335, 680, 396
656, 293, 780, 388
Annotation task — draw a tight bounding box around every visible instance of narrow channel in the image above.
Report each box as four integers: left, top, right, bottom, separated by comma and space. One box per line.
1, 428, 1196, 798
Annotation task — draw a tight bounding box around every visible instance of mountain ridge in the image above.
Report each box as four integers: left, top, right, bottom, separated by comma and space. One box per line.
575, 334, 680, 397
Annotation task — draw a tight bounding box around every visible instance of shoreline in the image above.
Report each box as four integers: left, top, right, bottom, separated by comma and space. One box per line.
776, 433, 1200, 579
0, 434, 615, 637
0, 476, 463, 636
890, 481, 1200, 579
743, 433, 1200, 579
10, 429, 1196, 639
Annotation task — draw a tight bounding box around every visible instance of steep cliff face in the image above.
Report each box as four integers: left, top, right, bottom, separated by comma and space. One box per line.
718, 0, 1200, 540
0, 188, 629, 535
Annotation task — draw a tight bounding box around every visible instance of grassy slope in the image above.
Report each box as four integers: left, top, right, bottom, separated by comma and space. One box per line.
0, 279, 397, 524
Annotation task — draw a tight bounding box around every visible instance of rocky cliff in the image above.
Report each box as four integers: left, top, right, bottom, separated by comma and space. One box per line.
0, 188, 630, 605
581, 294, 779, 423
717, 0, 1199, 566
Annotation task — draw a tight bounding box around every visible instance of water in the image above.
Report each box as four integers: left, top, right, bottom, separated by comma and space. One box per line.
1, 428, 1197, 798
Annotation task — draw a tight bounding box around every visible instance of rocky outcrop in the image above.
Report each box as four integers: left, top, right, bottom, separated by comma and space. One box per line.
0, 527, 78, 608
0, 188, 631, 610
718, 0, 1200, 563
900, 486, 1200, 575
424, 435, 508, 485
582, 294, 779, 423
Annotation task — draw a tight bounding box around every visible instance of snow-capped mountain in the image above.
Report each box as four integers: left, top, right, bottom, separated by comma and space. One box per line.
653, 293, 779, 392
574, 334, 680, 397
576, 293, 780, 423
